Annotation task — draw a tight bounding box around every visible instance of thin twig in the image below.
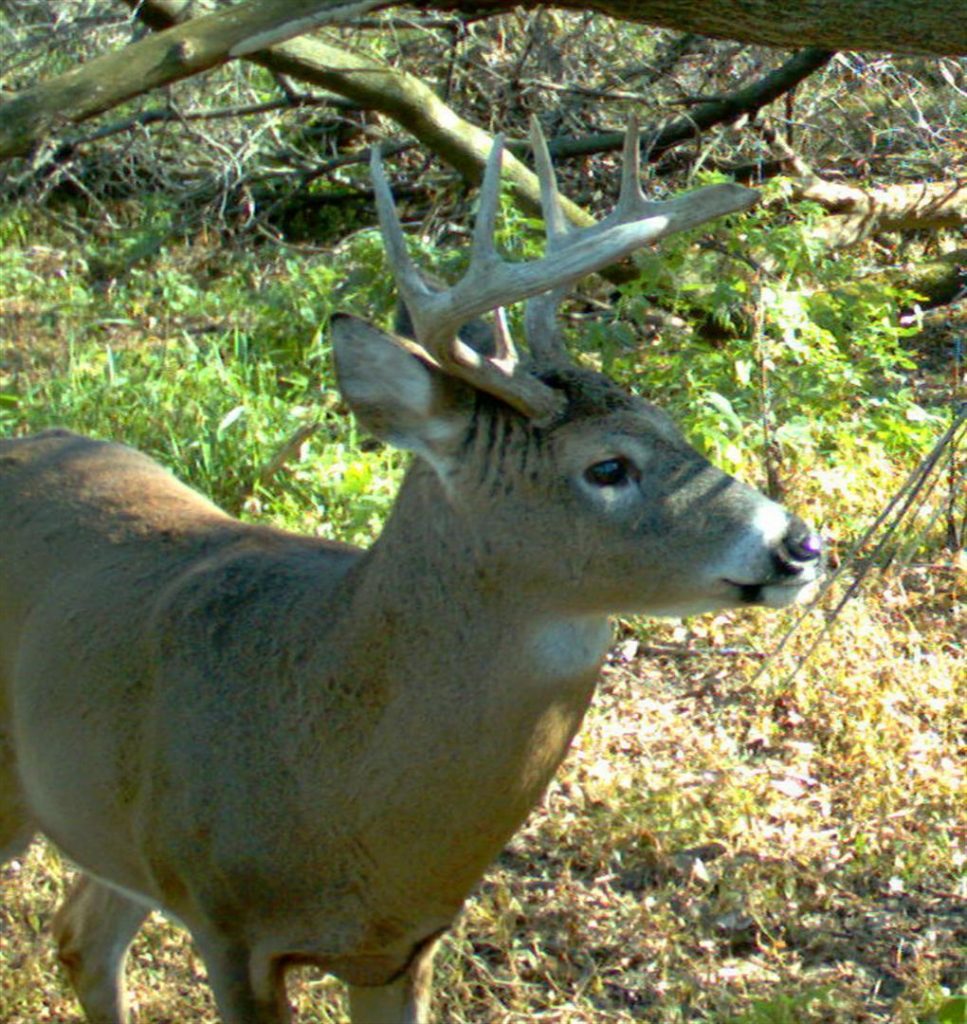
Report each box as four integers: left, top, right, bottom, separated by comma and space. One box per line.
63, 95, 336, 151
753, 402, 967, 688
253, 421, 323, 495
517, 77, 656, 103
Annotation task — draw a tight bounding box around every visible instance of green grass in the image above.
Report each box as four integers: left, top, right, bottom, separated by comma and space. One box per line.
0, 208, 407, 542
0, 204, 964, 1023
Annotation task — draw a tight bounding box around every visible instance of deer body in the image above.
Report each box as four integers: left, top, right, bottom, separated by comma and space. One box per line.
0, 122, 822, 1023
1, 429, 596, 970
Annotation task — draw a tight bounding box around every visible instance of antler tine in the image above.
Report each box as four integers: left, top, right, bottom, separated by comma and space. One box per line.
619, 115, 644, 210
524, 116, 573, 367
370, 126, 759, 421
525, 116, 760, 366
599, 116, 663, 227
370, 145, 435, 321
470, 137, 523, 375
371, 139, 560, 419
602, 117, 760, 233
470, 134, 506, 268
529, 115, 570, 248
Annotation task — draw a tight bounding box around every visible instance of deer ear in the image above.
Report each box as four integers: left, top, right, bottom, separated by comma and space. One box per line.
331, 315, 470, 463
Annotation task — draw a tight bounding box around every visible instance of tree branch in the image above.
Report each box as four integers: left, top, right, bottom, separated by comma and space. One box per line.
56, 95, 336, 154
81, 1, 823, 232
1, 0, 841, 294
115, 0, 600, 231
762, 125, 967, 245
420, 0, 967, 57
0, 0, 383, 161
539, 47, 835, 162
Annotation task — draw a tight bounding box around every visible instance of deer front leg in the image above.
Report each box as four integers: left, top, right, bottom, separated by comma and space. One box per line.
0, 734, 35, 861
194, 933, 292, 1024
53, 874, 149, 1024
347, 936, 439, 1024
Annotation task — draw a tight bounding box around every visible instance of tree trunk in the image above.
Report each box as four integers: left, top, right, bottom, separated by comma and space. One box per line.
0, 0, 832, 237
424, 0, 967, 57
795, 179, 967, 246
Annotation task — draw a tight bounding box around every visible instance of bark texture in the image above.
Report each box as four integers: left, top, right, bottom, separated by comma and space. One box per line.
764, 130, 967, 245
424, 0, 967, 56
799, 179, 967, 247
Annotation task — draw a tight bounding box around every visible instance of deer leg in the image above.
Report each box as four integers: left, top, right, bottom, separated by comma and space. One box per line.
195, 935, 292, 1024
0, 801, 33, 862
347, 936, 439, 1024
0, 735, 35, 861
53, 874, 149, 1024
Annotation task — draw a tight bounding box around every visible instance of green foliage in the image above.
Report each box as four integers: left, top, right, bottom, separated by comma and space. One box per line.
6, 167, 954, 559
931, 996, 967, 1024
0, 208, 404, 542
725, 987, 845, 1023
598, 180, 942, 490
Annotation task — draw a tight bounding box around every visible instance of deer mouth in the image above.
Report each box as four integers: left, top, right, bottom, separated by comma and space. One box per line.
723, 518, 824, 607
724, 570, 822, 608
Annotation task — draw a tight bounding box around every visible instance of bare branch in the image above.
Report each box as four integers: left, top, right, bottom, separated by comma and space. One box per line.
115, 0, 600, 234
540, 47, 836, 162
0, 0, 383, 160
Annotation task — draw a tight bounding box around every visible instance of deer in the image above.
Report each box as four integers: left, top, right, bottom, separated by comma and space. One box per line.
0, 118, 822, 1024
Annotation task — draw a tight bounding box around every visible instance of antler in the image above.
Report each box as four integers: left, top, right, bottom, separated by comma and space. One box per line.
372, 119, 759, 421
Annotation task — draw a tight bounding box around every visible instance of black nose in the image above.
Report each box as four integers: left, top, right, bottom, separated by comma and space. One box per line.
781, 520, 823, 564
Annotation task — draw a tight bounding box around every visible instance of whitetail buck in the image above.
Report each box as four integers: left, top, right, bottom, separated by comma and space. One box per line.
0, 120, 821, 1023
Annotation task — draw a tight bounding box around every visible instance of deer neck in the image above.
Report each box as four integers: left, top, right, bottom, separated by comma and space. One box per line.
291, 464, 609, 924
347, 461, 612, 695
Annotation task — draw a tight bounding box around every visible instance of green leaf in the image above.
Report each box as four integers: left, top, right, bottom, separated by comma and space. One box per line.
703, 391, 743, 433
935, 995, 967, 1023
734, 359, 753, 387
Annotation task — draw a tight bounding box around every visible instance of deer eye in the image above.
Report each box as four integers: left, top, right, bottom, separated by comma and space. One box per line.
585, 458, 633, 487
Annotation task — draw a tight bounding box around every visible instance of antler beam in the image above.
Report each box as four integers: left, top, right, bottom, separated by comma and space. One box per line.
372, 119, 760, 419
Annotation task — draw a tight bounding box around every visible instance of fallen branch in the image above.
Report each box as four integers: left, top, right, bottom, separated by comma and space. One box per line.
762, 125, 967, 245
118, 0, 599, 230
52, 94, 338, 154
0, 0, 383, 162
6, 0, 829, 242
539, 47, 835, 162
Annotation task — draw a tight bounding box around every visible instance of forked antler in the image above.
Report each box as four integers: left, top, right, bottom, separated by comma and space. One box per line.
372, 118, 759, 420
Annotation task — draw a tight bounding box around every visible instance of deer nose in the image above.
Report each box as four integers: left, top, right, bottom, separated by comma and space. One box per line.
774, 519, 823, 576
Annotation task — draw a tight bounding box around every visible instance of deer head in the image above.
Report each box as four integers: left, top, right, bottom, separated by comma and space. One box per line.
332, 119, 822, 621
